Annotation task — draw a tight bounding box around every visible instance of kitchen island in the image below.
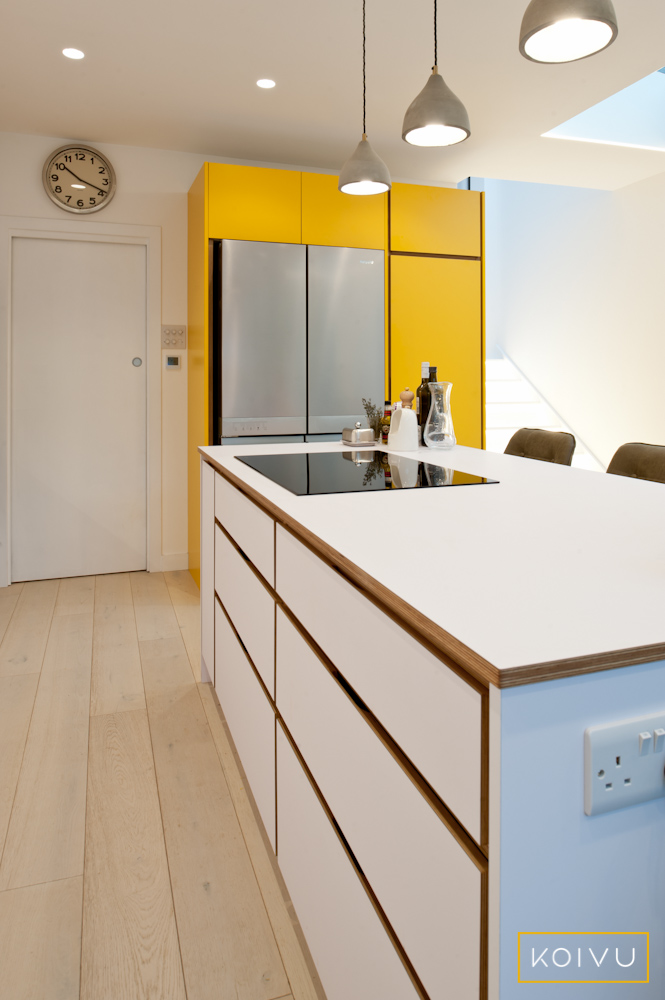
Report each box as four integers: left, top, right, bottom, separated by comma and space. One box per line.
199, 441, 665, 1000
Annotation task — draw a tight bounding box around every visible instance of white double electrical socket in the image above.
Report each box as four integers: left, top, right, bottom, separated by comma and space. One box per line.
584, 712, 665, 816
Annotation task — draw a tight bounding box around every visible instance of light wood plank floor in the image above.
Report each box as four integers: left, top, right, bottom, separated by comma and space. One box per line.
0, 571, 322, 1000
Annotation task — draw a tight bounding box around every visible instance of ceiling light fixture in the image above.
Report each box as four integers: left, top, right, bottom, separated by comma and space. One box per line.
519, 0, 618, 63
338, 0, 391, 196
256, 79, 276, 88
62, 48, 85, 60
402, 0, 470, 147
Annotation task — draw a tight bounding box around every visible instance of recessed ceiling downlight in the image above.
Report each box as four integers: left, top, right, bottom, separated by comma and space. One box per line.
62, 48, 85, 59
256, 79, 276, 88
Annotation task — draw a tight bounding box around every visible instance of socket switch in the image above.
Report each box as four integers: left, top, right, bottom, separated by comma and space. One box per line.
585, 712, 665, 816
162, 325, 186, 348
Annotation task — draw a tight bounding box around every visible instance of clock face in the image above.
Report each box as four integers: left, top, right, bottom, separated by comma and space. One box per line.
43, 144, 116, 213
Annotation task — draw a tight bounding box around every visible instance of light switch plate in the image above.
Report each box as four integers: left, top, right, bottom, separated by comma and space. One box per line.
162, 325, 186, 348
584, 712, 665, 816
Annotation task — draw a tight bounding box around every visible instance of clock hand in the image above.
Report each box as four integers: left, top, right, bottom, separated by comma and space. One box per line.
59, 163, 108, 194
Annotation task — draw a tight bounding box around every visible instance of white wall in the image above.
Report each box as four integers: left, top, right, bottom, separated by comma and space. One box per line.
0, 131, 357, 570
0, 131, 203, 566
484, 173, 665, 468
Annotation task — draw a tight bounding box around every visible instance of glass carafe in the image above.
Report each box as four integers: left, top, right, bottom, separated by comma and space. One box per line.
423, 381, 456, 449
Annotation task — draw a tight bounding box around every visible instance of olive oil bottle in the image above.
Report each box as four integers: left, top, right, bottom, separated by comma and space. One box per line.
416, 362, 431, 443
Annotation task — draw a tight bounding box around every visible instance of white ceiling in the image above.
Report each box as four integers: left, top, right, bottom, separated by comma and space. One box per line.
3, 0, 665, 190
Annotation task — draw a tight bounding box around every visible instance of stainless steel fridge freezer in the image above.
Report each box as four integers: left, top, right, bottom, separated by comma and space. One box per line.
219, 239, 307, 439
213, 239, 384, 443
307, 245, 385, 434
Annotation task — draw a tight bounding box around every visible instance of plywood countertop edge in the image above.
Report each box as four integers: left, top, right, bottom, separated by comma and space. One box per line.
200, 451, 665, 689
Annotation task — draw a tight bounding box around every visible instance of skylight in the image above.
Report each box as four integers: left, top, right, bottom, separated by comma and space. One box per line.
543, 68, 665, 152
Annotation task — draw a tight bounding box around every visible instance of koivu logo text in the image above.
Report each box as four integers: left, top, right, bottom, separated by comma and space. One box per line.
518, 933, 649, 983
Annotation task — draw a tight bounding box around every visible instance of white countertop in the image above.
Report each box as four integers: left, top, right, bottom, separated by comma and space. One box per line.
200, 441, 665, 684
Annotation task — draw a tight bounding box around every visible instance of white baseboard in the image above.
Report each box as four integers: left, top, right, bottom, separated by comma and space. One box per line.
160, 552, 190, 571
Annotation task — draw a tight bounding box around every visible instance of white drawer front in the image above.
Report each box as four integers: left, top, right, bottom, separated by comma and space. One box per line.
215, 601, 276, 849
215, 526, 275, 697
276, 526, 483, 842
277, 728, 420, 1000
215, 473, 275, 586
277, 609, 481, 1000
200, 459, 215, 683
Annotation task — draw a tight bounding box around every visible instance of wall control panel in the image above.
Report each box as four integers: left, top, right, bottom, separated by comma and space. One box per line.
584, 712, 665, 816
161, 325, 186, 348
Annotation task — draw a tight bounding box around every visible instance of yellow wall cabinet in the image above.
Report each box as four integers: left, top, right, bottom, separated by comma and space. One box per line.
301, 172, 386, 250
188, 165, 484, 581
207, 163, 302, 244
391, 183, 482, 258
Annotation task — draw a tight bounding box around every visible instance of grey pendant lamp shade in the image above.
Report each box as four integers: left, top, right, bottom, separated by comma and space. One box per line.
338, 0, 391, 195
339, 135, 391, 195
519, 0, 618, 63
402, 0, 470, 147
402, 67, 470, 146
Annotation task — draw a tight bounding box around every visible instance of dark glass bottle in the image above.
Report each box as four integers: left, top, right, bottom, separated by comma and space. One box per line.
416, 361, 431, 443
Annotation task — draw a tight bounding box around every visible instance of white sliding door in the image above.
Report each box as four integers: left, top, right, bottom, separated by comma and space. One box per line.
11, 236, 148, 581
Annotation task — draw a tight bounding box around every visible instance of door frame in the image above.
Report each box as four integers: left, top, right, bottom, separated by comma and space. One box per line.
0, 216, 162, 587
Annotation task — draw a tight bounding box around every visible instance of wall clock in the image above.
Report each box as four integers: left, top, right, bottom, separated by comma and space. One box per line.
42, 144, 117, 214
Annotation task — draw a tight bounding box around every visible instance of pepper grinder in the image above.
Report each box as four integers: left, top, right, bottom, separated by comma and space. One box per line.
387, 388, 419, 451
400, 387, 415, 409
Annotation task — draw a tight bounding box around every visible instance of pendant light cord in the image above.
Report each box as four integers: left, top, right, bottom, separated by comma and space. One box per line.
362, 0, 366, 134
433, 0, 437, 69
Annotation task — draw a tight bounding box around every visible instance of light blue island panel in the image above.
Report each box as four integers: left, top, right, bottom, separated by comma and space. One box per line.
499, 658, 665, 998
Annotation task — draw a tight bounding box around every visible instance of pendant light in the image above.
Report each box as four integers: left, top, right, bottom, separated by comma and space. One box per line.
519, 0, 618, 63
402, 0, 470, 147
338, 0, 391, 196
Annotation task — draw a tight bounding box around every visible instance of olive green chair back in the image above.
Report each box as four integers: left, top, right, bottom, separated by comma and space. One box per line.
606, 442, 665, 484
504, 428, 576, 466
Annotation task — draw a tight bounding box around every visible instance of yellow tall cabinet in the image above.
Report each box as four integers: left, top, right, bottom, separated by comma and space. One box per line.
390, 183, 485, 449
188, 168, 483, 582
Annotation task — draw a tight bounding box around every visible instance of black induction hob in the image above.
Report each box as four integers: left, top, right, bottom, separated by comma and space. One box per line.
235, 450, 498, 496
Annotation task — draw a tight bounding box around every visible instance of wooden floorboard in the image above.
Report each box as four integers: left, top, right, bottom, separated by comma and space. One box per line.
0, 674, 40, 859
81, 710, 186, 1000
0, 578, 59, 678
0, 612, 92, 891
144, 680, 291, 1000
0, 875, 83, 1000
130, 571, 182, 643
140, 635, 196, 696
55, 575, 96, 617
90, 573, 145, 717
199, 682, 323, 1000
0, 571, 320, 1000
164, 570, 202, 682
0, 582, 24, 647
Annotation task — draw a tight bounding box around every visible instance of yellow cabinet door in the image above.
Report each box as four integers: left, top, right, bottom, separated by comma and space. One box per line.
302, 173, 387, 249
390, 256, 483, 448
208, 164, 302, 243
391, 184, 481, 258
